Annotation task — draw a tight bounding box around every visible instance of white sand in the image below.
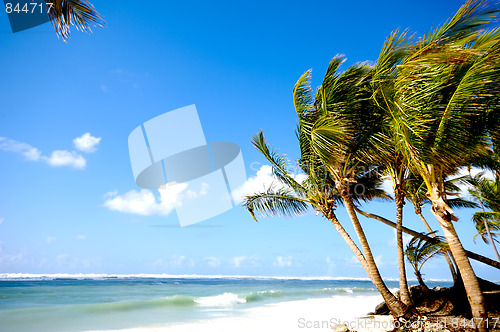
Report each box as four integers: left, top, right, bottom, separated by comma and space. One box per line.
87, 295, 394, 332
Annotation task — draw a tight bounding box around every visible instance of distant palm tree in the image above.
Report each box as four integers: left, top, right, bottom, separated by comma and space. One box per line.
464, 172, 500, 262
46, 0, 105, 41
405, 233, 447, 290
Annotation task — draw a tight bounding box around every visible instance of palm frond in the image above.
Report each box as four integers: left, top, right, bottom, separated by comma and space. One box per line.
472, 212, 500, 243
405, 232, 447, 272
252, 131, 306, 196
47, 0, 105, 41
243, 187, 310, 222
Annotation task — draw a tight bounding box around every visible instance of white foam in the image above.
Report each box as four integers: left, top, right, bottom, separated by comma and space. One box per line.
0, 273, 372, 281
194, 292, 246, 306
85, 295, 386, 332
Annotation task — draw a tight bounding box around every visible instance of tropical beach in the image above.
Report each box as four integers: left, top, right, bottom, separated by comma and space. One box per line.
1, 0, 500, 331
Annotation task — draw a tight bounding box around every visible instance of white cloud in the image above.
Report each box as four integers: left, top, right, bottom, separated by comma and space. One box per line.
76, 234, 86, 240
0, 136, 96, 170
103, 182, 210, 217
103, 183, 188, 216
204, 257, 221, 268
273, 255, 293, 268
0, 218, 4, 224
0, 137, 41, 161
45, 150, 86, 169
232, 165, 306, 204
73, 133, 101, 153
381, 177, 394, 197
46, 236, 56, 244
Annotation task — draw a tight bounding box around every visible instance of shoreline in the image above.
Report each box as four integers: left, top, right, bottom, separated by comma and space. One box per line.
84, 296, 386, 332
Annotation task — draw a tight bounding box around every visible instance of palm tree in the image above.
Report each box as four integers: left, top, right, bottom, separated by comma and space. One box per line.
464, 172, 500, 262
375, 1, 500, 329
293, 59, 411, 317
405, 233, 447, 290
46, 0, 105, 41
244, 130, 408, 317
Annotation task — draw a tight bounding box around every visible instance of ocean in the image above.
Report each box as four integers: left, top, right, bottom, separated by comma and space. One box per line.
0, 274, 453, 332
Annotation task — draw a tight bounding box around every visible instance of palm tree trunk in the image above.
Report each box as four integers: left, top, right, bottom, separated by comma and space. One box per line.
328, 213, 369, 271
430, 186, 487, 332
339, 185, 408, 317
414, 204, 458, 282
415, 270, 428, 290
353, 206, 500, 270
395, 185, 412, 305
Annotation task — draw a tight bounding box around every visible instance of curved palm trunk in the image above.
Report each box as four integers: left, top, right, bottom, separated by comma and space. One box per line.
395, 185, 412, 305
328, 213, 368, 271
414, 270, 428, 290
339, 186, 407, 317
430, 185, 487, 332
353, 206, 500, 270
414, 204, 458, 282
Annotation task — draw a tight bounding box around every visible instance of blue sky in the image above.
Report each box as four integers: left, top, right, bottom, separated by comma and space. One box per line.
0, 0, 498, 281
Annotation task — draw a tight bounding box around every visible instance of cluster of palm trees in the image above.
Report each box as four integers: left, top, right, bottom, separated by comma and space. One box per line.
244, 1, 500, 330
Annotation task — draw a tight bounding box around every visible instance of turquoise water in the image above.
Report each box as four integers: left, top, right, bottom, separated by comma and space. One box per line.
0, 275, 453, 332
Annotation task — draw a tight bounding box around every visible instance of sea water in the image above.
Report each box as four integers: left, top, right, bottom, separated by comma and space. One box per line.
0, 274, 453, 332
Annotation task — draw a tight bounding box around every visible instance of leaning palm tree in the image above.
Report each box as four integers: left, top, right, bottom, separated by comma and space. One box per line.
464, 172, 500, 262
375, 1, 500, 329
244, 130, 408, 317
46, 0, 105, 41
405, 233, 447, 290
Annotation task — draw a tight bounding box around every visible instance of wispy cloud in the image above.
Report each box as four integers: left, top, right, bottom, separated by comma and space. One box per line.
0, 134, 101, 170
76, 234, 86, 240
0, 137, 41, 161
46, 236, 56, 244
73, 133, 101, 153
0, 218, 4, 224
